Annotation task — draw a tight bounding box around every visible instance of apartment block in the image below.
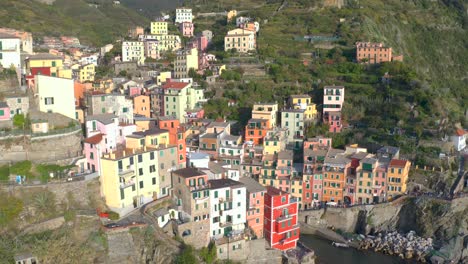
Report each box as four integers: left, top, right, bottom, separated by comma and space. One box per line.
150, 21, 168, 35
34, 75, 75, 119
162, 81, 205, 123
100, 147, 159, 215
26, 53, 63, 77
209, 179, 247, 239
86, 92, 134, 123
133, 95, 151, 118
264, 186, 299, 251
387, 159, 411, 199
289, 95, 317, 120
240, 177, 266, 238
174, 48, 198, 78
122, 41, 145, 65
224, 28, 256, 53
356, 42, 392, 64
179, 22, 194, 37
0, 33, 21, 70
252, 103, 278, 127
281, 109, 305, 148
175, 8, 193, 23
72, 63, 95, 83
245, 119, 270, 145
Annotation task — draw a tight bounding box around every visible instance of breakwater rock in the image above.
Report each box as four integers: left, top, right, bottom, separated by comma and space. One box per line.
359, 231, 433, 262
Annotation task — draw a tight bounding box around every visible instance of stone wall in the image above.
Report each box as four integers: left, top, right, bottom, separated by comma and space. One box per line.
0, 129, 83, 163
175, 219, 210, 249
217, 238, 249, 261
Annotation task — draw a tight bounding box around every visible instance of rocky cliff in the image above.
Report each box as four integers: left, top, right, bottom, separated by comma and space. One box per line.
301, 196, 468, 263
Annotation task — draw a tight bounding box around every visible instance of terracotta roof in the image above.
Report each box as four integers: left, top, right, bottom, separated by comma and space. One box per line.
455, 129, 466, 136
84, 133, 103, 144
389, 159, 409, 168
162, 82, 189, 89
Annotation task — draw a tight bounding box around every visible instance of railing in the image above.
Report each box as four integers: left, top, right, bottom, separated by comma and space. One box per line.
118, 168, 135, 177
31, 125, 82, 138
220, 221, 233, 227
189, 184, 209, 191
120, 181, 135, 189
277, 214, 293, 222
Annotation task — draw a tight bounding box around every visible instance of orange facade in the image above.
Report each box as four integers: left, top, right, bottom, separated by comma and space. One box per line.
245, 119, 270, 145
246, 191, 265, 238
356, 42, 392, 64
159, 118, 186, 165
133, 95, 151, 117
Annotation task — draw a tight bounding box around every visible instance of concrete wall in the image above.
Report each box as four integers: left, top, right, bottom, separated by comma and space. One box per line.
217, 239, 249, 261
0, 129, 82, 163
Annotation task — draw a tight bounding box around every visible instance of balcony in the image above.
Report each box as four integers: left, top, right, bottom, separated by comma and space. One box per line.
189, 184, 209, 192
220, 221, 233, 228
119, 167, 135, 178
277, 214, 293, 222
120, 180, 135, 189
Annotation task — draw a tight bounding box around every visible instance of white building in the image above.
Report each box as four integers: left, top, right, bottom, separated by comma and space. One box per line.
144, 40, 159, 60
209, 179, 247, 239
34, 75, 75, 119
80, 53, 99, 66
451, 129, 467, 151
122, 41, 145, 65
187, 152, 210, 168
175, 8, 193, 23
323, 85, 345, 113
0, 33, 21, 70
236, 17, 251, 27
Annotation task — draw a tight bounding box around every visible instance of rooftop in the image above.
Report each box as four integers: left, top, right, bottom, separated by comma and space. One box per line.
132, 128, 168, 137
239, 177, 265, 193
0, 33, 19, 39
290, 94, 311, 99
207, 122, 230, 128
26, 53, 62, 60
87, 114, 118, 125
154, 208, 169, 217
84, 133, 103, 145
102, 146, 157, 160
209, 178, 244, 189
162, 81, 190, 90
173, 167, 206, 178
389, 159, 409, 168
278, 150, 293, 160
188, 152, 210, 160
208, 161, 226, 174
266, 186, 287, 196
248, 118, 268, 123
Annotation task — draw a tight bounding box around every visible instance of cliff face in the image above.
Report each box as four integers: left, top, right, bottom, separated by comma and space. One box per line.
301, 196, 468, 263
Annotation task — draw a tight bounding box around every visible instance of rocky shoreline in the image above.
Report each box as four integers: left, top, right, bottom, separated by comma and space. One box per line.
358, 231, 433, 262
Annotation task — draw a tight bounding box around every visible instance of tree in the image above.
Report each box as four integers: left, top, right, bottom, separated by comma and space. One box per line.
199, 242, 217, 264
175, 245, 197, 264
13, 114, 26, 128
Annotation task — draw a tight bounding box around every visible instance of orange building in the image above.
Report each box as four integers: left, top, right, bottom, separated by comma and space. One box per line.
159, 117, 187, 166
74, 82, 92, 107
387, 159, 411, 199
133, 95, 151, 117
322, 150, 351, 204
240, 177, 266, 238
356, 42, 393, 64
245, 118, 270, 145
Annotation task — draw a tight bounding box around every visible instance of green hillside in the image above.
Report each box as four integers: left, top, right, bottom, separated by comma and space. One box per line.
0, 0, 149, 46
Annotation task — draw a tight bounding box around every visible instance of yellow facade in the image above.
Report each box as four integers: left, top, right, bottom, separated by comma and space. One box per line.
79, 64, 95, 83
100, 147, 159, 211
126, 131, 170, 150
227, 10, 237, 22
252, 103, 278, 128
154, 35, 181, 52
27, 56, 64, 77
290, 95, 317, 120
387, 160, 411, 199
57, 68, 72, 79
263, 138, 281, 155
156, 71, 172, 85
151, 21, 168, 35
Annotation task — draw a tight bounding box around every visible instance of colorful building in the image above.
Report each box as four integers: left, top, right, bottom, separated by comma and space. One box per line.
356, 42, 392, 64
85, 92, 134, 123
179, 22, 194, 37
175, 8, 193, 23
161, 81, 205, 123
224, 28, 256, 53
289, 95, 317, 120
158, 117, 187, 167
133, 95, 151, 118
322, 149, 350, 204
100, 147, 159, 215
387, 159, 411, 199
72, 63, 95, 83
264, 186, 299, 251
281, 109, 305, 148
26, 53, 63, 77
252, 102, 278, 127
0, 102, 10, 121
245, 118, 270, 145
174, 48, 198, 78
323, 86, 345, 113
150, 21, 168, 35
240, 177, 266, 238
34, 75, 75, 119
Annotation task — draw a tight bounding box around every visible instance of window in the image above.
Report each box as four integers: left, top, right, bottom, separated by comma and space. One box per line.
152, 177, 156, 185
0, 110, 4, 116
139, 181, 144, 188
90, 152, 94, 160
44, 97, 54, 105
138, 155, 143, 163
214, 191, 218, 198
150, 152, 154, 160
150, 165, 156, 173
139, 168, 143, 175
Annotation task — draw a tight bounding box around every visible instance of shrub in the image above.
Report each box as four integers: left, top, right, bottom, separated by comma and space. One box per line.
107, 211, 119, 220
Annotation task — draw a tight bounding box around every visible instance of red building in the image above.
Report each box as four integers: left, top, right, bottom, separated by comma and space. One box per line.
158, 117, 187, 166
245, 118, 270, 145
264, 186, 299, 251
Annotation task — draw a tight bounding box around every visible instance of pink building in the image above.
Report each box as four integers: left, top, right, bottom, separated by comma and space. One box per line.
328, 111, 342, 133
128, 86, 143, 97
179, 22, 194, 37
197, 35, 208, 52
240, 177, 266, 238
84, 114, 136, 173
0, 102, 11, 121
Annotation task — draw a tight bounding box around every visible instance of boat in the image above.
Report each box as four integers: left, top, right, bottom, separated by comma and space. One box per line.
332, 242, 350, 248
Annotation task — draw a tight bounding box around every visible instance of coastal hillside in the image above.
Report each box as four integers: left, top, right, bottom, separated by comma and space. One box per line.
0, 0, 149, 45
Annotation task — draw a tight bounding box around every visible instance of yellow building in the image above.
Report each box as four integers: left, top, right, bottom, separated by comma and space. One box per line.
252, 102, 278, 128
126, 128, 170, 149
153, 35, 181, 52
262, 128, 287, 155
290, 95, 317, 120
356, 156, 378, 204
72, 63, 95, 83
57, 68, 72, 79
156, 71, 172, 86
224, 28, 256, 53
100, 147, 159, 215
387, 159, 411, 199
26, 53, 64, 77
151, 21, 168, 35
174, 48, 198, 78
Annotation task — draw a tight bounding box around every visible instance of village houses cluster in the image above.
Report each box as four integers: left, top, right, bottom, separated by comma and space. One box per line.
0, 6, 465, 260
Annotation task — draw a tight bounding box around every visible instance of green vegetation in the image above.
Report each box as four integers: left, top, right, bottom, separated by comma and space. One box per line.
13, 114, 29, 129
0, 192, 23, 227
175, 245, 198, 264
0, 0, 148, 46
106, 210, 120, 220
0, 165, 9, 181
199, 242, 217, 264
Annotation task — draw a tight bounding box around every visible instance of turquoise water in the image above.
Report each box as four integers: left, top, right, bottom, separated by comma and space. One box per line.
300, 235, 421, 264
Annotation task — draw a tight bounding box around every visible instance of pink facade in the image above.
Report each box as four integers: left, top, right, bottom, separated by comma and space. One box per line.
197, 35, 208, 52
246, 190, 265, 238
374, 164, 388, 199
0, 105, 11, 121
328, 112, 342, 133
84, 133, 104, 173
129, 86, 143, 97
179, 22, 194, 37
185, 109, 205, 123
